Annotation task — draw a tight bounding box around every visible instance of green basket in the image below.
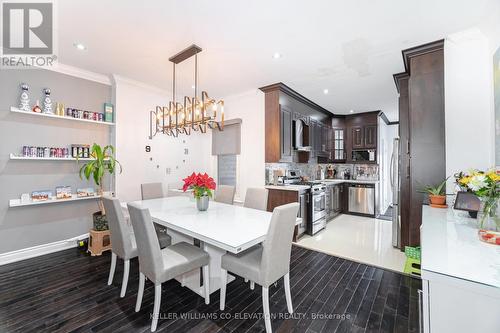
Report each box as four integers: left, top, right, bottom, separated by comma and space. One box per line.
404, 246, 421, 260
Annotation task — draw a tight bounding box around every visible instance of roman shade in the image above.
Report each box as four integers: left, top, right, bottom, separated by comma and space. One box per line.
211, 118, 242, 155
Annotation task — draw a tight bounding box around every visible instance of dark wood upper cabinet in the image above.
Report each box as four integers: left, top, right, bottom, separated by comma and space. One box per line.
351, 126, 364, 149
280, 105, 293, 162
364, 125, 377, 148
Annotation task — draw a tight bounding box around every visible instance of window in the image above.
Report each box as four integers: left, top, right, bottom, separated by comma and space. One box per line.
217, 154, 237, 186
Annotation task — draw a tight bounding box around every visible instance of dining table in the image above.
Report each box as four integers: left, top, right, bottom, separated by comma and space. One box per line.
122, 196, 272, 297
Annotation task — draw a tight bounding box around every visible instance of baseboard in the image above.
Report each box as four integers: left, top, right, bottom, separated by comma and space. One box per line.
0, 233, 89, 266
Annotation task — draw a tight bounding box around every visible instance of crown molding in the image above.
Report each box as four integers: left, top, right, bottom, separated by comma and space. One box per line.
45, 63, 112, 85
402, 39, 445, 74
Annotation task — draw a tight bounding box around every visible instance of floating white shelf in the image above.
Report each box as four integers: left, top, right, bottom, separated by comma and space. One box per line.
9, 192, 111, 208
10, 107, 115, 126
9, 153, 96, 161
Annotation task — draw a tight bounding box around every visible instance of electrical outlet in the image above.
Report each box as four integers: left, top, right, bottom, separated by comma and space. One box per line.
184, 148, 189, 155
166, 168, 171, 175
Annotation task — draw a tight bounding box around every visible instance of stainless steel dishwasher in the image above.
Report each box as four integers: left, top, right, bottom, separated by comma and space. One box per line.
347, 183, 375, 215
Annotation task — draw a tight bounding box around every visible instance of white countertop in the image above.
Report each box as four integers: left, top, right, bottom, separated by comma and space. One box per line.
265, 185, 311, 191
421, 205, 500, 289
124, 196, 272, 253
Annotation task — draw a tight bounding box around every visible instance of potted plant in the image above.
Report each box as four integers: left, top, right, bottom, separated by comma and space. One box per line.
419, 178, 448, 206
182, 172, 216, 211
78, 144, 122, 255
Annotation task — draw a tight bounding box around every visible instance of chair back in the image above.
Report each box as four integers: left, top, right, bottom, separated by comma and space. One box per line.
260, 202, 299, 286
127, 203, 164, 282
102, 196, 135, 259
141, 183, 164, 200
244, 187, 269, 211
215, 185, 236, 205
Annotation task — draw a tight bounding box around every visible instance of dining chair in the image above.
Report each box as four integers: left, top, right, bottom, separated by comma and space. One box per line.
219, 202, 300, 333
102, 196, 138, 298
215, 185, 236, 205
243, 187, 269, 211
140, 182, 172, 249
128, 203, 211, 332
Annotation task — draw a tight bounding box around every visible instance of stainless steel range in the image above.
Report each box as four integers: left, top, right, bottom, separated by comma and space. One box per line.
308, 183, 327, 235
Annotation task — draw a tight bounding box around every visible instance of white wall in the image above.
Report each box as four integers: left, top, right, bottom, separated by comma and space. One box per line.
444, 29, 495, 193
113, 76, 211, 203
211, 89, 266, 201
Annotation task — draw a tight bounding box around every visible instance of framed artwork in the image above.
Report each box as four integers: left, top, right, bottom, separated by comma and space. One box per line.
56, 186, 72, 199
31, 190, 52, 202
77, 188, 95, 198
454, 191, 481, 213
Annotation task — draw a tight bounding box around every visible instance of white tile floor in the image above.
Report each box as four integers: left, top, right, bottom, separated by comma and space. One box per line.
295, 214, 406, 273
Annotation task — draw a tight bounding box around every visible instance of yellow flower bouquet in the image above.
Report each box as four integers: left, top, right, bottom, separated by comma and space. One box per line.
455, 169, 500, 230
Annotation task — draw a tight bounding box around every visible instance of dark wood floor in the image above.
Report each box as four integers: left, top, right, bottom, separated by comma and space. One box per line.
0, 246, 421, 333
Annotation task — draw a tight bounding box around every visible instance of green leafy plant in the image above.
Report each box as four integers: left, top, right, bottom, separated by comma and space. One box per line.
78, 144, 122, 230
418, 177, 449, 196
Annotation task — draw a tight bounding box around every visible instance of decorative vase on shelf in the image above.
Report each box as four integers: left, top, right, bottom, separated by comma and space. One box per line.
196, 195, 210, 211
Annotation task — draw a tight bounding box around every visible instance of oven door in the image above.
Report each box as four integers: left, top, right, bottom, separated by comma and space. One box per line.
312, 192, 326, 221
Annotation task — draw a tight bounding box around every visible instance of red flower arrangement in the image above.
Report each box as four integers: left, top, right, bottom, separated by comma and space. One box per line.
182, 172, 216, 199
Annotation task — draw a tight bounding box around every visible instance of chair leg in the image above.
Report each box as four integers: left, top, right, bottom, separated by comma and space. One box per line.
284, 272, 293, 314
250, 281, 255, 290
120, 259, 130, 298
220, 268, 227, 311
202, 265, 210, 304
262, 286, 272, 333
107, 252, 117, 285
151, 284, 162, 332
135, 272, 145, 312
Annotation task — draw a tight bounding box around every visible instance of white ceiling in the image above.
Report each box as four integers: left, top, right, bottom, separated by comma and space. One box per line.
57, 0, 497, 121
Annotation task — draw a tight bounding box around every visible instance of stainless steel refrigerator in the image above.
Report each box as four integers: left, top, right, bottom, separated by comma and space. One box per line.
391, 138, 401, 248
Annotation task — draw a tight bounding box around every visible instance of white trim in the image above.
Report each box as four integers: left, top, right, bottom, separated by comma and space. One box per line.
46, 63, 112, 86
0, 233, 89, 266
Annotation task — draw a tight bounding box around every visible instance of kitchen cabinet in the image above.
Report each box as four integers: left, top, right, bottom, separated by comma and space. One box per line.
393, 40, 445, 247
351, 126, 364, 149
280, 106, 293, 162
364, 125, 377, 148
261, 83, 333, 163
266, 187, 309, 241
332, 128, 345, 162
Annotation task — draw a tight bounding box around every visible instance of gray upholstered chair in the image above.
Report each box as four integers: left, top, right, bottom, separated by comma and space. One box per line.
220, 202, 299, 333
244, 187, 269, 211
128, 203, 211, 332
102, 196, 138, 298
215, 185, 236, 205
140, 182, 172, 249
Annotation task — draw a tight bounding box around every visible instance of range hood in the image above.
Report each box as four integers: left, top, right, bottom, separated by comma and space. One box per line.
293, 118, 312, 151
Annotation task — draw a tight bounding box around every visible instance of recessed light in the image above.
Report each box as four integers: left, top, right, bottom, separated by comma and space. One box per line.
73, 42, 87, 51
323, 89, 329, 95
350, 109, 354, 113
191, 85, 196, 89
273, 52, 282, 59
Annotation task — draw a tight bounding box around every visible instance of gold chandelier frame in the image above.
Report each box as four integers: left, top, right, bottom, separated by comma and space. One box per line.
149, 44, 224, 139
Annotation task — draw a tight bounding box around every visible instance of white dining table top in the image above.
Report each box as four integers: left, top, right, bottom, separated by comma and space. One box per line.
123, 196, 272, 253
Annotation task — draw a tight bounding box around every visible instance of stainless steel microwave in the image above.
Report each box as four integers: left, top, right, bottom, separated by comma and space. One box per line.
352, 149, 376, 162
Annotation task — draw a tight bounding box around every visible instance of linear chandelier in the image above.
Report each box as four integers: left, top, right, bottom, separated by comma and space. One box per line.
149, 44, 224, 138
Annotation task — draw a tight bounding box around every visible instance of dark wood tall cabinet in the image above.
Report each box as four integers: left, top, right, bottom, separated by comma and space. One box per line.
394, 40, 446, 247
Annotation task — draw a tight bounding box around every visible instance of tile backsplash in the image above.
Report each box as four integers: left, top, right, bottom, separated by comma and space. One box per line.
265, 162, 378, 184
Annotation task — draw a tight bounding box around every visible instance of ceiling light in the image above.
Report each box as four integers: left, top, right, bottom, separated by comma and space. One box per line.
350, 109, 354, 113
323, 89, 329, 95
191, 85, 196, 89
73, 42, 87, 51
273, 52, 282, 59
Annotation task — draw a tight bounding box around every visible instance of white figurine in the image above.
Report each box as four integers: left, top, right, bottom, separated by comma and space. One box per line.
19, 83, 30, 111
42, 88, 53, 114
